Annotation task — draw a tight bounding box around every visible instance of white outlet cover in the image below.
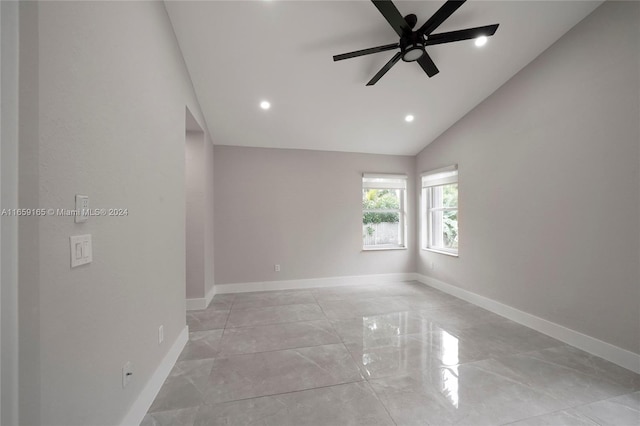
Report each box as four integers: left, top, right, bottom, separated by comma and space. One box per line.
75, 195, 89, 223
158, 325, 164, 344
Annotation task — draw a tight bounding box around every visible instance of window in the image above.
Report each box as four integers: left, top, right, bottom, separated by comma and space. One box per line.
362, 173, 407, 250
422, 165, 458, 255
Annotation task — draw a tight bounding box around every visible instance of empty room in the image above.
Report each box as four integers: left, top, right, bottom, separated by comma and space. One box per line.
1, 0, 639, 425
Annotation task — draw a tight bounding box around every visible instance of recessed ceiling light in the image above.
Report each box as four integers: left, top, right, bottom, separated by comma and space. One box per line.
405, 115, 414, 123
260, 101, 271, 110
475, 36, 488, 47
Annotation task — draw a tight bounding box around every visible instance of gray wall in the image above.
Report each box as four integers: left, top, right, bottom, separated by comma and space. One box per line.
185, 116, 215, 303
18, 2, 40, 424
186, 131, 205, 299
214, 146, 416, 284
416, 1, 639, 354
18, 1, 209, 424
1, 1, 20, 424
204, 134, 215, 298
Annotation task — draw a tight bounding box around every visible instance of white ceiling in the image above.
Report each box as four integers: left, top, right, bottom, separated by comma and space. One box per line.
166, 1, 602, 156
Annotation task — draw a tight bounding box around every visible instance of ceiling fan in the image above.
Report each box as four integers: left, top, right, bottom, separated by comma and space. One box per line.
333, 0, 499, 86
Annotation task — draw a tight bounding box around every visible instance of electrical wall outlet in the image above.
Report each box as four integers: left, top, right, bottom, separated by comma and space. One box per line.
158, 325, 164, 344
75, 195, 89, 223
430, 262, 435, 270
122, 361, 133, 388
274, 264, 280, 272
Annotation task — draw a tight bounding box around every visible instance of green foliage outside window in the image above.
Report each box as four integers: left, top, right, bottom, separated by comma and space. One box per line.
362, 189, 400, 224
442, 184, 458, 248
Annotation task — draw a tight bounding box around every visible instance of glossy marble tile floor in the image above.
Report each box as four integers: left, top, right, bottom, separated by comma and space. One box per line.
143, 281, 640, 426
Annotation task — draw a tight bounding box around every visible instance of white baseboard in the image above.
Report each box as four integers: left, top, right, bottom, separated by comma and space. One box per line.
215, 272, 416, 294
119, 325, 189, 426
186, 284, 217, 311
415, 273, 640, 374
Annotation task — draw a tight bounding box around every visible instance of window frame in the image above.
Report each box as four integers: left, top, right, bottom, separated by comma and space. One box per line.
362, 173, 408, 251
421, 166, 459, 257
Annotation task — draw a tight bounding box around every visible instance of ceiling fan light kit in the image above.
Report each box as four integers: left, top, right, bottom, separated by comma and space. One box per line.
400, 35, 426, 62
333, 0, 499, 86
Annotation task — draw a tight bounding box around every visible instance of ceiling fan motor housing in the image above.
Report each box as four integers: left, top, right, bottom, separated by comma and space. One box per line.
400, 33, 425, 62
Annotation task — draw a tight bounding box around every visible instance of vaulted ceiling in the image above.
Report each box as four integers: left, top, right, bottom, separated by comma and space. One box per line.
166, 1, 602, 155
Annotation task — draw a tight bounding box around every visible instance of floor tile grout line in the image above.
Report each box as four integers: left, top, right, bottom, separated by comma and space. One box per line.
223, 314, 330, 329
563, 390, 640, 421
229, 299, 320, 311
191, 314, 337, 332
217, 330, 343, 356
326, 292, 402, 417
217, 293, 465, 317
497, 403, 601, 426
195, 343, 553, 386
197, 301, 233, 338
311, 291, 374, 385
222, 315, 336, 330
221, 290, 316, 307
362, 379, 399, 426
221, 304, 233, 332
226, 294, 236, 310
215, 340, 348, 358
229, 289, 314, 298
456, 355, 613, 411
209, 293, 358, 362
567, 389, 640, 409
188, 292, 375, 418
514, 391, 640, 426
202, 378, 367, 407
195, 321, 593, 382
491, 344, 638, 389
311, 291, 350, 348
294, 290, 396, 425
224, 301, 319, 312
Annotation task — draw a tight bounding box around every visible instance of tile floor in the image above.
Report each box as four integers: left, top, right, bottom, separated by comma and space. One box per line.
143, 281, 640, 426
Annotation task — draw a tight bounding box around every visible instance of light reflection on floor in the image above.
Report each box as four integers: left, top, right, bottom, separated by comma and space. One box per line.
440, 329, 460, 408
360, 312, 460, 409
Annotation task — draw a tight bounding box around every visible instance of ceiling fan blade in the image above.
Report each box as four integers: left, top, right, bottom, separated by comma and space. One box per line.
424, 24, 499, 46
366, 52, 403, 86
417, 0, 466, 35
333, 43, 399, 62
371, 0, 412, 37
417, 53, 439, 77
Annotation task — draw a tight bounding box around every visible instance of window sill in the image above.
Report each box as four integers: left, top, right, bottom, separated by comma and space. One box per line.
362, 246, 408, 252
422, 248, 458, 257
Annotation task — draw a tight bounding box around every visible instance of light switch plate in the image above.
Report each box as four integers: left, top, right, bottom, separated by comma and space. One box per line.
70, 234, 92, 268
75, 195, 89, 223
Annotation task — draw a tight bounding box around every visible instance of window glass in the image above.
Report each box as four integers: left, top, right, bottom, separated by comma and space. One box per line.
362, 174, 407, 250
422, 167, 458, 255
